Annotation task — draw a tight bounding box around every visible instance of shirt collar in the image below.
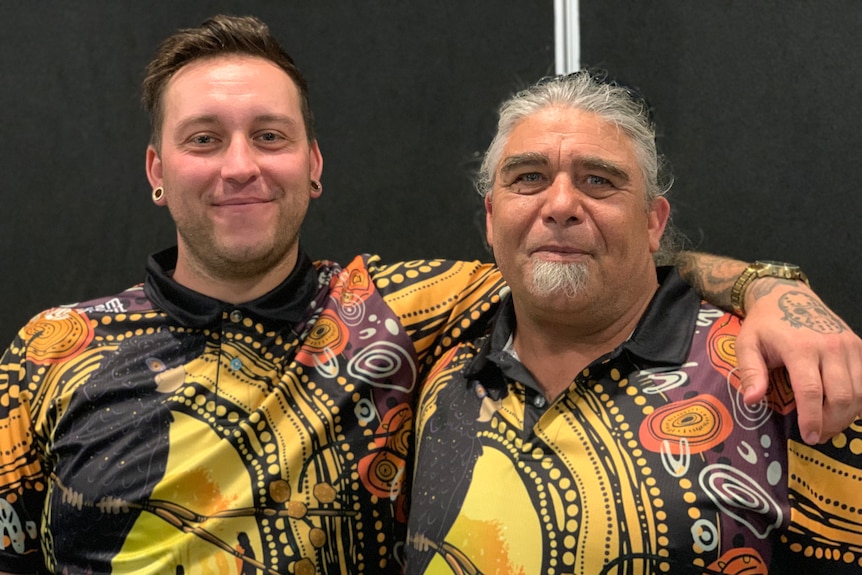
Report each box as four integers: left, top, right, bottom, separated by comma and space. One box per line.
143, 246, 321, 329
466, 266, 701, 380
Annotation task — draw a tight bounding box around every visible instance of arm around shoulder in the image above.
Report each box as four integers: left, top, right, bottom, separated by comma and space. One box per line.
674, 251, 862, 444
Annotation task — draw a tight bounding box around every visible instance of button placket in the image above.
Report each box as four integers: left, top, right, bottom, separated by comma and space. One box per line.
226, 309, 244, 371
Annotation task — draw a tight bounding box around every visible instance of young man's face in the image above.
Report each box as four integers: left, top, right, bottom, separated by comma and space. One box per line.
146, 54, 322, 286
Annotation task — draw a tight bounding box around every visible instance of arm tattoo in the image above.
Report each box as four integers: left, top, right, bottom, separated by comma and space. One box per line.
747, 277, 792, 303
674, 251, 746, 311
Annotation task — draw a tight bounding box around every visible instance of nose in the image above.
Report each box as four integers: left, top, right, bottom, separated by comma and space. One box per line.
541, 174, 585, 225
220, 136, 261, 184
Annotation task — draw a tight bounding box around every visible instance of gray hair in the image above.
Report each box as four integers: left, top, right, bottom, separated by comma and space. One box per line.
476, 71, 673, 202
477, 70, 682, 263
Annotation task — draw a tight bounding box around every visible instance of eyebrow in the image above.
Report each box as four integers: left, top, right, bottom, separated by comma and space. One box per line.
498, 152, 631, 184
577, 156, 631, 183
174, 113, 301, 135
498, 152, 549, 177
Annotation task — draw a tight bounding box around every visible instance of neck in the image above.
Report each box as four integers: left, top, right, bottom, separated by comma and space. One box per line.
172, 247, 298, 305
511, 283, 657, 400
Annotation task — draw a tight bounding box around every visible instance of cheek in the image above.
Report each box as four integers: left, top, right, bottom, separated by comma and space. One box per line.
162, 162, 199, 187
490, 211, 526, 249
594, 209, 647, 253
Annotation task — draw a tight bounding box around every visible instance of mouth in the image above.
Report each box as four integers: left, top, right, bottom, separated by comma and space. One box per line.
530, 245, 590, 262
213, 197, 273, 207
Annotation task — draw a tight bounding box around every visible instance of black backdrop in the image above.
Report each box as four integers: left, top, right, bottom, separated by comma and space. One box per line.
579, 1, 861, 334
1, 1, 859, 346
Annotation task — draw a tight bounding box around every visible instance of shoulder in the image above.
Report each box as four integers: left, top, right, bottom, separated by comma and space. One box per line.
69, 284, 155, 315
314, 254, 504, 306
9, 284, 157, 354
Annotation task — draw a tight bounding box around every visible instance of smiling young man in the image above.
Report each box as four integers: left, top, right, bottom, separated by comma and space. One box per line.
0, 16, 860, 575
146, 53, 322, 302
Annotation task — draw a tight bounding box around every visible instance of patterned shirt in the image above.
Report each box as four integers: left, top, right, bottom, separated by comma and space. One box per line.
407, 268, 862, 575
0, 247, 506, 575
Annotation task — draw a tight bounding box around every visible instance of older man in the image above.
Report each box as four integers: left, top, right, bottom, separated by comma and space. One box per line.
406, 72, 862, 574
0, 15, 859, 575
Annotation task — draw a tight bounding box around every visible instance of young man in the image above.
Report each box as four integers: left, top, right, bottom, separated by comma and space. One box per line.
0, 15, 859, 575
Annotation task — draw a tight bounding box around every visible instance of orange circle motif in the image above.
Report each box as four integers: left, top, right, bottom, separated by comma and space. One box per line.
296, 309, 349, 365
707, 547, 767, 574
23, 308, 94, 365
358, 450, 406, 499
639, 394, 733, 454
707, 315, 741, 390
358, 403, 413, 499
330, 263, 374, 306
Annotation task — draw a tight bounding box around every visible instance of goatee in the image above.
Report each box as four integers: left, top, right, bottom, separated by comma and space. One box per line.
530, 260, 589, 299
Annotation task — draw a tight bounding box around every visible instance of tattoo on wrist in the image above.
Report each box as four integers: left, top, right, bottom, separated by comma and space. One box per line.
747, 278, 797, 304
777, 291, 845, 333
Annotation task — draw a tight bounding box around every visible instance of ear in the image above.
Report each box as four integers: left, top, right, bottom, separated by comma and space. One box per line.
484, 192, 495, 248
647, 196, 671, 253
309, 140, 323, 198
146, 145, 166, 204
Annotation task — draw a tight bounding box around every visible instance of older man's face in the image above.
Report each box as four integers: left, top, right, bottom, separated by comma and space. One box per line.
485, 106, 669, 318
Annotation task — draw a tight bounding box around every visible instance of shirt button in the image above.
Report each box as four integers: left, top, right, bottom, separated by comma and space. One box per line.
230, 357, 243, 370
229, 310, 243, 323
533, 395, 547, 408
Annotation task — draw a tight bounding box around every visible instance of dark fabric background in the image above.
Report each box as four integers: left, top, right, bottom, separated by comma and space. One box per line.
1, 1, 858, 346
580, 1, 861, 333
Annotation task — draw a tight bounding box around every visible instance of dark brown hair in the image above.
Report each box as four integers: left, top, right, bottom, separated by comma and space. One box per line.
141, 14, 314, 149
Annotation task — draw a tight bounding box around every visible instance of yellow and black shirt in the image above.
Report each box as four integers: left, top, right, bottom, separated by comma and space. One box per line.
0, 247, 506, 575
407, 268, 862, 575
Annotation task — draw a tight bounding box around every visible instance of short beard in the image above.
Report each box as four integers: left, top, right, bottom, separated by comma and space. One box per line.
529, 260, 589, 299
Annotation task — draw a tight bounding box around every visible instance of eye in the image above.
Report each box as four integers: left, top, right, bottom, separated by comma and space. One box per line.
586, 174, 611, 186
503, 170, 551, 195
187, 134, 218, 146
255, 130, 289, 144
517, 172, 544, 183
255, 130, 291, 150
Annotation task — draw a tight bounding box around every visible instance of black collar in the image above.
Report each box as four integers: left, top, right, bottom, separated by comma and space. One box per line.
143, 246, 320, 329
466, 267, 701, 381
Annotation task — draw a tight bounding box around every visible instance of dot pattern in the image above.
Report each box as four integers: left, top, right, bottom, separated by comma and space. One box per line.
408, 298, 862, 574
0, 256, 508, 574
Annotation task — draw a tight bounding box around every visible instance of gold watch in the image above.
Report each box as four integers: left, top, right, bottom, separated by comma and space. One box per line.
730, 260, 810, 317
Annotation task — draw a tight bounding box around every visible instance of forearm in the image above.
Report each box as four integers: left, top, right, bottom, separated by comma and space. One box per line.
674, 251, 747, 311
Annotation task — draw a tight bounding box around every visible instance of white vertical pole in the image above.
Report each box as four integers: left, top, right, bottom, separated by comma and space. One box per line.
554, 0, 580, 74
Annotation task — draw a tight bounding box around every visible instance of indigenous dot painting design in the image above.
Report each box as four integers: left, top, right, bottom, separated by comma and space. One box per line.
23, 307, 95, 364
0, 257, 507, 575
408, 302, 862, 574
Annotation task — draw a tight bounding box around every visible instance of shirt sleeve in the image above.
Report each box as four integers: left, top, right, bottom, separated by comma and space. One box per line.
365, 257, 506, 371
0, 330, 48, 572
772, 432, 862, 572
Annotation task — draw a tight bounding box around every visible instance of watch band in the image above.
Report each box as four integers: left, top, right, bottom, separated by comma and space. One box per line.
730, 260, 810, 318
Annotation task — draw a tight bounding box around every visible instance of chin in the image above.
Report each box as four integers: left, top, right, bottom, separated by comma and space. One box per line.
207, 241, 291, 274
529, 260, 590, 299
